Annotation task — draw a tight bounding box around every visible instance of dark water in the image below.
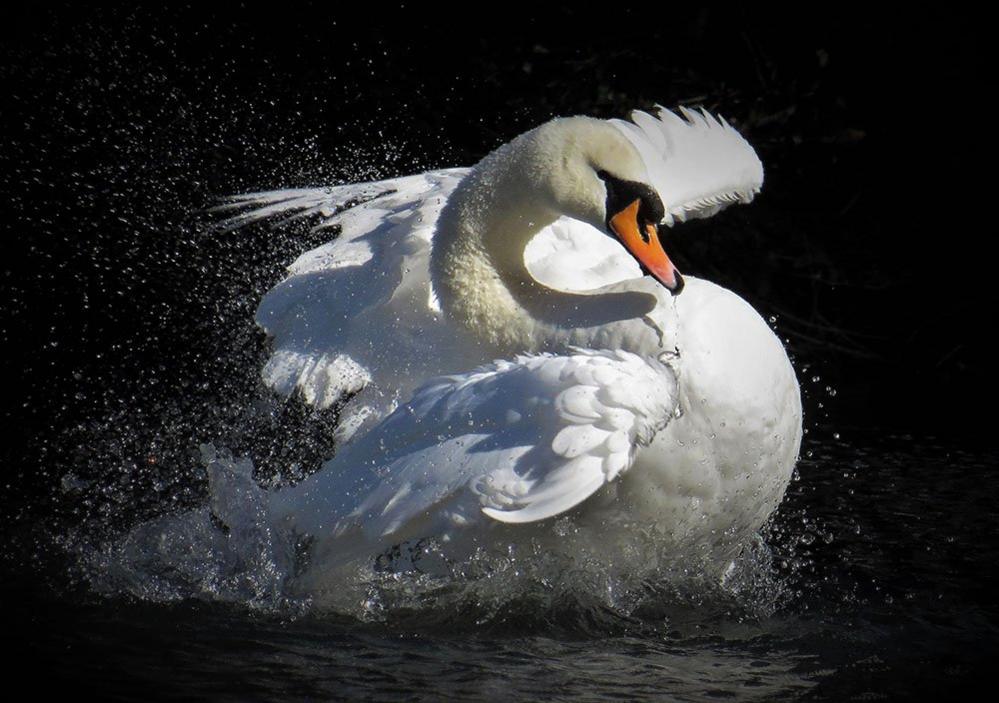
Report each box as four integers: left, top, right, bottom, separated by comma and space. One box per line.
7, 434, 998, 700
3, 6, 995, 701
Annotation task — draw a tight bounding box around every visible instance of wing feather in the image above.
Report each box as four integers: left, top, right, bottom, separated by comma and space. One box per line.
217, 169, 469, 418
610, 106, 764, 224
270, 349, 678, 548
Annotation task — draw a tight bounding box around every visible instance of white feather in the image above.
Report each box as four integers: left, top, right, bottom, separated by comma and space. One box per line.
610, 106, 764, 224
215, 109, 802, 584
270, 349, 677, 547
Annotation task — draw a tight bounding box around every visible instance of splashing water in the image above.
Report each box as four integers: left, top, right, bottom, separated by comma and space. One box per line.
69, 435, 795, 631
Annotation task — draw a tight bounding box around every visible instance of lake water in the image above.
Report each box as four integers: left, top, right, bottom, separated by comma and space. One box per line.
8, 431, 997, 700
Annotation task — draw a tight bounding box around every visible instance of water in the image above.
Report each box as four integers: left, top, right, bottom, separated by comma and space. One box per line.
7, 433, 996, 700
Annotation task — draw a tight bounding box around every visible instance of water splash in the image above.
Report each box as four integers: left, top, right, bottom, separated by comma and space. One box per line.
65, 438, 803, 639
76, 445, 292, 611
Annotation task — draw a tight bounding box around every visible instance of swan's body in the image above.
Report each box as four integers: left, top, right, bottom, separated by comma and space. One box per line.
222, 107, 802, 589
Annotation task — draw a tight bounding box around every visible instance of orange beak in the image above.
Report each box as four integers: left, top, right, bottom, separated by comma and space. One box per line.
609, 199, 683, 293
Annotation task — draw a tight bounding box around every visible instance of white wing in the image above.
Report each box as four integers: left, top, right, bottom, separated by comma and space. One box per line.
269, 349, 677, 555
219, 169, 649, 419
611, 106, 765, 224
217, 169, 470, 420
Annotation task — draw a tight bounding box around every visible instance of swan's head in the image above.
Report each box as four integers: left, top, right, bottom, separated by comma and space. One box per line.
528, 109, 764, 295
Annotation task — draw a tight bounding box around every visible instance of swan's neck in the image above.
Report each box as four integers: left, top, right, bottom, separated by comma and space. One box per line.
430, 135, 666, 354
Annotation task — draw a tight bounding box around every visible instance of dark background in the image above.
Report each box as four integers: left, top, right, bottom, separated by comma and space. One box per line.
0, 5, 992, 521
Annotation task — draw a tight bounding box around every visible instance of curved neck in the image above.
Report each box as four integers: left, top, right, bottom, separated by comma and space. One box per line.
430, 136, 666, 355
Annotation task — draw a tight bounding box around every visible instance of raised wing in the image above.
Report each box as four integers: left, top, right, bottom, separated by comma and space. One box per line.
219, 167, 652, 423
611, 106, 764, 224
217, 169, 469, 419
269, 348, 677, 552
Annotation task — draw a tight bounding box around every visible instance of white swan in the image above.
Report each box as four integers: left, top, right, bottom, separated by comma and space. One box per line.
221, 106, 802, 588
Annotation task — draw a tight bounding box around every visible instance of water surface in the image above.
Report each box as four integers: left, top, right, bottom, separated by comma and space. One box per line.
8, 432, 997, 700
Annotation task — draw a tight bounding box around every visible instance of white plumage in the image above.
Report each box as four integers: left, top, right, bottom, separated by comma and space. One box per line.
218, 106, 801, 586
271, 349, 675, 536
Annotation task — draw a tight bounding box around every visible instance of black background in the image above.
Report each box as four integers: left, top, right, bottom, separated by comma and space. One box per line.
0, 5, 992, 515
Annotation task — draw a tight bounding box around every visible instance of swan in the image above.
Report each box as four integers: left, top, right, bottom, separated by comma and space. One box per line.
219, 106, 802, 590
